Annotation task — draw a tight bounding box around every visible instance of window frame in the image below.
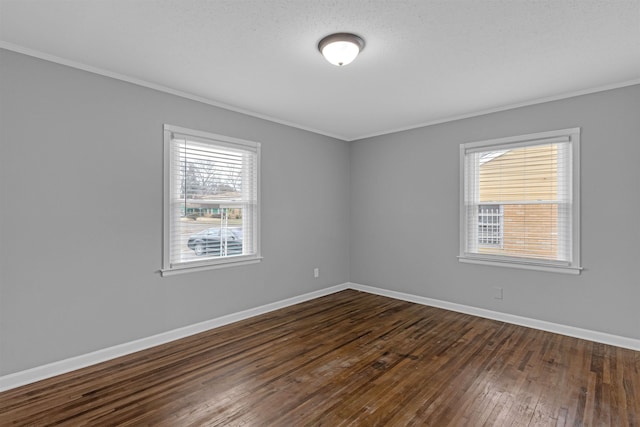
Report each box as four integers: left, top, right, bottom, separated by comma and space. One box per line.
459, 128, 581, 274
161, 124, 261, 277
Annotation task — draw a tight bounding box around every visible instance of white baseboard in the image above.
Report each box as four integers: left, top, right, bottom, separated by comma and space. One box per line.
2, 281, 637, 392
347, 282, 640, 352
0, 283, 349, 392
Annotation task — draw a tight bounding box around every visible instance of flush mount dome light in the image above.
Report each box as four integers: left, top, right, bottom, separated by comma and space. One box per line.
318, 33, 365, 66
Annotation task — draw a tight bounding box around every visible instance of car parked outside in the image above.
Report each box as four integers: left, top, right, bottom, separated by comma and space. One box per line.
187, 227, 243, 256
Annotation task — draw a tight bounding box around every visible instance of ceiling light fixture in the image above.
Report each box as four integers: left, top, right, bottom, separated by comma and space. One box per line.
318, 33, 365, 66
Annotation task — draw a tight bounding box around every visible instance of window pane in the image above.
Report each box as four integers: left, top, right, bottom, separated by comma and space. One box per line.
171, 207, 245, 262
478, 204, 502, 247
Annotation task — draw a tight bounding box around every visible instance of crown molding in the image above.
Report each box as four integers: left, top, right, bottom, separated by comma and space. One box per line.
0, 42, 348, 141
352, 78, 640, 141
2, 41, 639, 142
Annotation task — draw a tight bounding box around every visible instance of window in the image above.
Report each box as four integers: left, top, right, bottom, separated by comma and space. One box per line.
478, 204, 503, 247
162, 125, 260, 276
459, 128, 581, 274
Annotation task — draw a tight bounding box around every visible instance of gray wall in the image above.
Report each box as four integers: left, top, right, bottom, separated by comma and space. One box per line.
0, 49, 350, 375
350, 84, 640, 340
1, 48, 638, 377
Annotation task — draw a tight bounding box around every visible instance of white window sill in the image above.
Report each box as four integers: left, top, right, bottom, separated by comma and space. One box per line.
161, 257, 263, 277
458, 256, 582, 275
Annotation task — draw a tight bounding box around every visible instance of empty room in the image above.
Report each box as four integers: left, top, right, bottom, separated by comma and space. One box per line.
0, 1, 639, 425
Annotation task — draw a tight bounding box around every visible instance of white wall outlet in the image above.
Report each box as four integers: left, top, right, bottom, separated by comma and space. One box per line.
313, 268, 319, 278
493, 287, 503, 300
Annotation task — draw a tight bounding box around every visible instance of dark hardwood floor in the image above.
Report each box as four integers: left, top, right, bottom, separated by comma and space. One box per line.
1, 289, 638, 426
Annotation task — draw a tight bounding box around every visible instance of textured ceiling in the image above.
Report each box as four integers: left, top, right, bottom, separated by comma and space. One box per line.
1, 0, 639, 141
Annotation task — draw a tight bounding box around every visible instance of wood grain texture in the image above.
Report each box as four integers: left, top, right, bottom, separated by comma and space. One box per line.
1, 290, 638, 426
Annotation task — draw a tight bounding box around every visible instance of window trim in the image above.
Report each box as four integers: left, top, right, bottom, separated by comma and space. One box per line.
458, 128, 581, 275
161, 124, 261, 277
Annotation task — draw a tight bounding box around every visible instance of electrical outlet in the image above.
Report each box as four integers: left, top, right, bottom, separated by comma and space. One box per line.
313, 268, 319, 278
493, 287, 503, 300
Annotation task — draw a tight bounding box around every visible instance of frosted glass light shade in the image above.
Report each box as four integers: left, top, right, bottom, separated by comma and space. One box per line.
318, 33, 365, 66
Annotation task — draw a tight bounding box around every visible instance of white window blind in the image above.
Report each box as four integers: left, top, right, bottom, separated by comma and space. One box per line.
162, 125, 260, 276
459, 128, 581, 274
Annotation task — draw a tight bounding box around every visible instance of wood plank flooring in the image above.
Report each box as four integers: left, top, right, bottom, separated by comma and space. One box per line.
0, 289, 638, 426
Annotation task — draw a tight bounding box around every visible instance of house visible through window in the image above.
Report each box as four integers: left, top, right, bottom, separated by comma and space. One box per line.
162, 125, 261, 276
459, 128, 581, 274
